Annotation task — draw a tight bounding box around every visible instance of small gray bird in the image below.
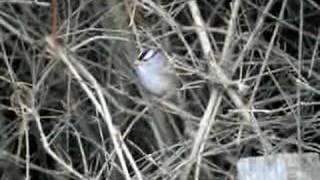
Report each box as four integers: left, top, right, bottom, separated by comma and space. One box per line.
135, 48, 180, 98
134, 48, 181, 147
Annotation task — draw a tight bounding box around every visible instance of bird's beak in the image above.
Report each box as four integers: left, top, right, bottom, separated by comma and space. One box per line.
134, 60, 140, 65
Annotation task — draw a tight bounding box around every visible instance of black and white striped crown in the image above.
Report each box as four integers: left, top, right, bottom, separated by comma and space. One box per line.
138, 49, 160, 62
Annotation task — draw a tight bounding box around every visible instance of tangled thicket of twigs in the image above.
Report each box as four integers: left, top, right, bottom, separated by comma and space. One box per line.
0, 0, 320, 179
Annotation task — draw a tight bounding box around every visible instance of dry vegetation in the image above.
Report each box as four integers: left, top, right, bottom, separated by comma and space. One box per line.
0, 0, 320, 179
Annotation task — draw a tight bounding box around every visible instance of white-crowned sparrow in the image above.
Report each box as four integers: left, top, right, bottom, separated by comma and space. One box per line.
135, 48, 180, 98
134, 48, 181, 146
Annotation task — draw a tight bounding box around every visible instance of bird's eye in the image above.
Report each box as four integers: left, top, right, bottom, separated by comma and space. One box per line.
138, 49, 159, 62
